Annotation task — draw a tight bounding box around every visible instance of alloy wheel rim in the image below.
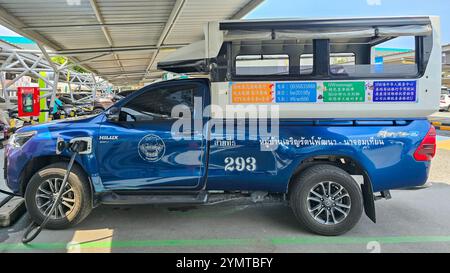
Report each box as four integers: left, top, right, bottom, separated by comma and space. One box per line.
307, 181, 351, 225
35, 178, 76, 220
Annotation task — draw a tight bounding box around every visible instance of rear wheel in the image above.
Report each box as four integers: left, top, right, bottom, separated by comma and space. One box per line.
92, 108, 104, 115
290, 164, 363, 236
24, 163, 92, 229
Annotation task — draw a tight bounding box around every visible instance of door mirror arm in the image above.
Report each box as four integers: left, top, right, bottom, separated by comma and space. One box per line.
105, 106, 120, 122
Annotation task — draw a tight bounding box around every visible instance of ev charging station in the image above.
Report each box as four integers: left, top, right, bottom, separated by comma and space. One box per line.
17, 87, 40, 117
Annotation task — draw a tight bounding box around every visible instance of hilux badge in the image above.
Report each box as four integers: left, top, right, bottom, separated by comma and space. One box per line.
99, 135, 119, 141
138, 134, 165, 162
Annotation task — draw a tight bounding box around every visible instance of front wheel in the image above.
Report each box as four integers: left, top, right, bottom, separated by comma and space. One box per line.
24, 163, 92, 229
290, 164, 363, 236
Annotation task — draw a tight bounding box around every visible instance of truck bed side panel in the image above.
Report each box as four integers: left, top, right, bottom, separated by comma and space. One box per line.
205, 119, 431, 193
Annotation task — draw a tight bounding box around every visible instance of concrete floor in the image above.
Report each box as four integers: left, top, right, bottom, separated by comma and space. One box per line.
429, 111, 450, 122
1, 183, 450, 253
1, 113, 450, 253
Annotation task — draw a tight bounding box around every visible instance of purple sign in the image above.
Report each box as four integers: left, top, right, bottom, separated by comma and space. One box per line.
372, 81, 417, 102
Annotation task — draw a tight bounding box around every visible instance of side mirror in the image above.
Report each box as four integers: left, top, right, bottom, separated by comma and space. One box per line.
105, 106, 120, 122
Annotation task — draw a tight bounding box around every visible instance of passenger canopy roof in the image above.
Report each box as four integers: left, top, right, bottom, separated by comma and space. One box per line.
158, 16, 433, 73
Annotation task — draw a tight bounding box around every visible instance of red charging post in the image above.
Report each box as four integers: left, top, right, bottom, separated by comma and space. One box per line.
18, 87, 40, 117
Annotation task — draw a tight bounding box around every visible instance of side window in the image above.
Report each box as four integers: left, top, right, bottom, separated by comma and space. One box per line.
299, 54, 314, 75
371, 36, 418, 76
330, 53, 356, 74
235, 54, 289, 75
120, 85, 195, 122
329, 36, 418, 77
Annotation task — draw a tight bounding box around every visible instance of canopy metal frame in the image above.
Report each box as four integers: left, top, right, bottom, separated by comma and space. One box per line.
0, 44, 111, 112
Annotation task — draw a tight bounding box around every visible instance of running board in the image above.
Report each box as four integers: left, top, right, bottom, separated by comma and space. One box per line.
100, 191, 208, 205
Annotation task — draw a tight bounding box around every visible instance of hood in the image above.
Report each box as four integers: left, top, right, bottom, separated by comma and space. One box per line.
16, 114, 99, 135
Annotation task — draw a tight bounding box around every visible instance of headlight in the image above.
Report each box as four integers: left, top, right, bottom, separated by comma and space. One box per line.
9, 131, 37, 148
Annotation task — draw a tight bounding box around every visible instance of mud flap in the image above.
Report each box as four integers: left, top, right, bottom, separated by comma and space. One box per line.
361, 180, 376, 223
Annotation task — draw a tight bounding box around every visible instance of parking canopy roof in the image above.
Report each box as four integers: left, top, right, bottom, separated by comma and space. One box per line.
0, 0, 264, 86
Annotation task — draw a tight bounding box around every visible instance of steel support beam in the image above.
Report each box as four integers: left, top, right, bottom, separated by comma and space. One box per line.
38, 43, 59, 111
22, 21, 167, 30
142, 0, 264, 82
60, 53, 112, 70
144, 0, 187, 78
88, 0, 125, 73
53, 44, 186, 56
230, 0, 265, 19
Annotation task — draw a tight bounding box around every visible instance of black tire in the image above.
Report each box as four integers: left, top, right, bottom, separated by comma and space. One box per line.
92, 108, 104, 114
289, 164, 363, 236
24, 162, 92, 230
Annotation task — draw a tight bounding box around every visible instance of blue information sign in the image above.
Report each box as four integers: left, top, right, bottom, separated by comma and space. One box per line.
275, 82, 317, 103
374, 56, 384, 64
372, 81, 417, 102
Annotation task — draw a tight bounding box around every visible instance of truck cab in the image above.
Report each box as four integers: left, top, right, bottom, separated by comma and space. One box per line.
4, 16, 440, 235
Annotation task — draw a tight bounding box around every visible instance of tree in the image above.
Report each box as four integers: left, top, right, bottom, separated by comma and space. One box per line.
51, 56, 87, 73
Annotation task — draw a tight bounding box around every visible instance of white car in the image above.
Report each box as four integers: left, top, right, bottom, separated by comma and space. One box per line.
440, 94, 450, 112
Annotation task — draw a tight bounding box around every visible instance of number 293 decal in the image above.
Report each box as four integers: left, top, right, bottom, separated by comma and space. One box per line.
224, 157, 256, 172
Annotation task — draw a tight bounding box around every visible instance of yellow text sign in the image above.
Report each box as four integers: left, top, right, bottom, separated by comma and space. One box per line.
231, 82, 274, 104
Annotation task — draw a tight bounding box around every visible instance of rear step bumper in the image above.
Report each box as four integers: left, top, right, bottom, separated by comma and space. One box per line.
100, 191, 208, 205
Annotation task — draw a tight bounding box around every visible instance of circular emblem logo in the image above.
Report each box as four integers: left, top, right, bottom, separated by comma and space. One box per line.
138, 134, 165, 162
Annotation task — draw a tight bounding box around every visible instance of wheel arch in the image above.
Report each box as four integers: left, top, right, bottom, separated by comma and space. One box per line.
19, 155, 94, 201
93, 106, 105, 111
287, 154, 376, 223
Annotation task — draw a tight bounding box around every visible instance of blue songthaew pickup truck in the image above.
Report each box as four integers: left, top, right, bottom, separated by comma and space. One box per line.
4, 17, 441, 235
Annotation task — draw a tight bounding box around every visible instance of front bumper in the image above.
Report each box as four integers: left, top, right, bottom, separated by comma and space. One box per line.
3, 146, 7, 180
4, 144, 29, 195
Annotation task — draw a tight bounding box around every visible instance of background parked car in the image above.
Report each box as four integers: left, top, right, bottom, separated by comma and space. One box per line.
112, 90, 136, 102
92, 97, 114, 114
58, 93, 114, 115
440, 93, 450, 112
57, 95, 89, 116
